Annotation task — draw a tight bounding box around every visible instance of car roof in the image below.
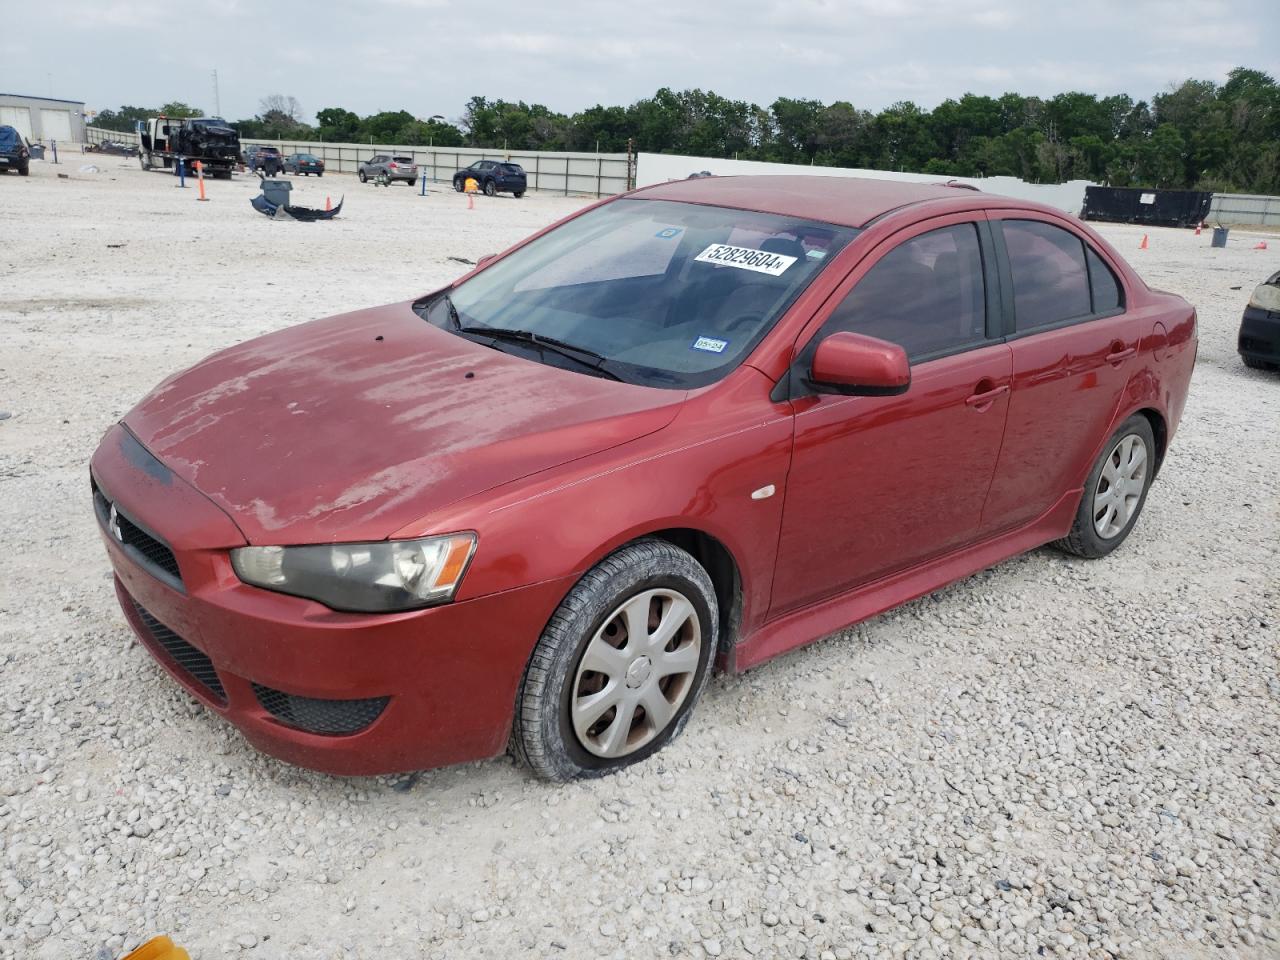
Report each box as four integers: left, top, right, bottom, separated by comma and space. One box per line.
628, 175, 1044, 229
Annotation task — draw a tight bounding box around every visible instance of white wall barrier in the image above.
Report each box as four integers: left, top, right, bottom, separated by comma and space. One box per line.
636, 152, 1095, 215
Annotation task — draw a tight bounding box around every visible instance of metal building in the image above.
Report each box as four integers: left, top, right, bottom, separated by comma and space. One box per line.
0, 93, 87, 143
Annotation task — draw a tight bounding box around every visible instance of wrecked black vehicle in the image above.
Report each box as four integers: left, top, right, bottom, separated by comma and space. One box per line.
1239, 269, 1280, 371
138, 117, 241, 179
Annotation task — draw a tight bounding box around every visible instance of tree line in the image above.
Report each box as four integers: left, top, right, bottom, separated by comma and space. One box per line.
92, 67, 1280, 193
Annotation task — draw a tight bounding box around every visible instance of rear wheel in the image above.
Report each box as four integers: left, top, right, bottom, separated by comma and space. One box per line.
512, 539, 717, 781
514, 190, 524, 198
1242, 355, 1273, 370
484, 179, 496, 197
19, 163, 29, 176
1054, 414, 1155, 559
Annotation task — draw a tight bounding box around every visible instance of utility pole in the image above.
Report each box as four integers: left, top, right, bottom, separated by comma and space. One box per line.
212, 70, 221, 118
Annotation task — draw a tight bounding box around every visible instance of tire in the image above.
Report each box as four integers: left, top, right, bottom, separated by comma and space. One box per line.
1242, 355, 1272, 371
19, 163, 29, 176
512, 539, 718, 781
317, 171, 323, 178
484, 179, 497, 197
1053, 414, 1156, 559
453, 178, 464, 192
514, 191, 524, 198
358, 169, 367, 183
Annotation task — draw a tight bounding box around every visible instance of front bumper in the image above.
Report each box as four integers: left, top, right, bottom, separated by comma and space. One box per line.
91, 424, 573, 775
1239, 305, 1280, 364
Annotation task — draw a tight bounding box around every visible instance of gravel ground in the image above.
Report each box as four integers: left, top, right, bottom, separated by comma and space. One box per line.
1, 158, 1277, 960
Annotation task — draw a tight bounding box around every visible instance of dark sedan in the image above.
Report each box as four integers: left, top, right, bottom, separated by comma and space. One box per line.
1239, 269, 1280, 370
283, 153, 324, 177
453, 160, 526, 197
0, 125, 30, 176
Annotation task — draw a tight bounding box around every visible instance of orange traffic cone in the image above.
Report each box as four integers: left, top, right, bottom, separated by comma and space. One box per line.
325, 196, 331, 211
122, 936, 190, 960
1255, 241, 1268, 250
1139, 234, 1149, 250
467, 193, 474, 210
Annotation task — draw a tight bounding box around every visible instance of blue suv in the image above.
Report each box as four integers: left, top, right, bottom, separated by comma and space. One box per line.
452, 160, 526, 198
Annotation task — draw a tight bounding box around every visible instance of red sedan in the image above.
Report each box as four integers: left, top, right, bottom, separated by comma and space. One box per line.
91, 176, 1196, 779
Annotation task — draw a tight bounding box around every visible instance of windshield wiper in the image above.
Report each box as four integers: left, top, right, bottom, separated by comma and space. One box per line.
457, 324, 624, 382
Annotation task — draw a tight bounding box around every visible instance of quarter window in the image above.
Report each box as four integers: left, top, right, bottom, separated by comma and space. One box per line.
824, 223, 987, 361
1086, 247, 1123, 313
1002, 220, 1092, 330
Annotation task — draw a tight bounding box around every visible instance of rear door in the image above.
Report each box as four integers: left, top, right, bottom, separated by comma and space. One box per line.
770, 214, 1013, 616
978, 213, 1140, 534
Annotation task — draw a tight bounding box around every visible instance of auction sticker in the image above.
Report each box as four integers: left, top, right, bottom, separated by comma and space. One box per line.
694, 243, 797, 276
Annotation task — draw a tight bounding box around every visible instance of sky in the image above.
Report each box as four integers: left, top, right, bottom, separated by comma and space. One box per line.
3, 0, 1277, 124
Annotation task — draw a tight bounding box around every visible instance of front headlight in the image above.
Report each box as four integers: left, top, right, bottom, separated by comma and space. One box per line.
1248, 281, 1280, 313
231, 533, 477, 613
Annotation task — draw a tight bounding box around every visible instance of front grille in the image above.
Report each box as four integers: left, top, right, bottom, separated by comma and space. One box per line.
92, 479, 183, 589
252, 684, 388, 736
129, 598, 227, 705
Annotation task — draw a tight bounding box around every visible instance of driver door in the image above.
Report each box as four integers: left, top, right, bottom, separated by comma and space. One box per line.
770, 214, 1013, 616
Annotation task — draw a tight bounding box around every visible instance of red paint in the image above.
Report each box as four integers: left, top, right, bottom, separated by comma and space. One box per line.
92, 176, 1196, 775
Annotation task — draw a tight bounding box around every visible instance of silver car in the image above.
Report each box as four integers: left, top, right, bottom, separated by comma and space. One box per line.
357, 154, 418, 186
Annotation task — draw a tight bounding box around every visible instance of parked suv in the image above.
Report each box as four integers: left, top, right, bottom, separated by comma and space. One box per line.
453, 160, 526, 197
0, 125, 31, 176
244, 145, 282, 176
358, 154, 418, 185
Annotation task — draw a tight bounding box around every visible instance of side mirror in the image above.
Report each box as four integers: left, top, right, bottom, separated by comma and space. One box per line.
808, 332, 911, 396
476, 253, 498, 268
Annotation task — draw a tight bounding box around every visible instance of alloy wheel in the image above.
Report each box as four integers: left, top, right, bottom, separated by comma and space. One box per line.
571, 589, 701, 758
1093, 433, 1148, 538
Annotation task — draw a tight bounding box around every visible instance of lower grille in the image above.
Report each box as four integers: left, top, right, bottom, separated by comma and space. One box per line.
130, 598, 227, 705
252, 684, 388, 736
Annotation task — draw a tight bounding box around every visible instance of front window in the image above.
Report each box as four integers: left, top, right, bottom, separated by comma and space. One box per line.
418, 198, 857, 388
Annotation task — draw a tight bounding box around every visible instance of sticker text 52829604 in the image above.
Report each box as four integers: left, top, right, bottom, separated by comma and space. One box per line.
694, 243, 798, 277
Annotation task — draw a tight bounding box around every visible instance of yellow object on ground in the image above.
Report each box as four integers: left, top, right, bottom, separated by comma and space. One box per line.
121, 935, 191, 960
464, 177, 479, 193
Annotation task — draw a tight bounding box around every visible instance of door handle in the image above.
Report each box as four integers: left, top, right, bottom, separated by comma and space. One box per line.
1106, 343, 1136, 365
965, 384, 1010, 407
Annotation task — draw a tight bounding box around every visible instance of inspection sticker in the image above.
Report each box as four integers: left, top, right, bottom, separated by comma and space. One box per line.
694, 243, 797, 276
655, 227, 683, 239
692, 336, 729, 354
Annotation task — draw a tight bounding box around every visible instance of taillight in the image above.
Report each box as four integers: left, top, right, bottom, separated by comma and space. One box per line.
389, 162, 398, 169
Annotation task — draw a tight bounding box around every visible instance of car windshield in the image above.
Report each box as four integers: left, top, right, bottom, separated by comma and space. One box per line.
419, 198, 857, 388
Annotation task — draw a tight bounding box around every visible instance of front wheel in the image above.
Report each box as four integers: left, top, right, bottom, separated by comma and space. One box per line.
512, 539, 717, 781
358, 170, 367, 183
1053, 414, 1156, 559
453, 178, 464, 192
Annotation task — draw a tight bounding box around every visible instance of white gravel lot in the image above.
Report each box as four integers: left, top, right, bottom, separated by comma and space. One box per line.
1, 157, 1277, 960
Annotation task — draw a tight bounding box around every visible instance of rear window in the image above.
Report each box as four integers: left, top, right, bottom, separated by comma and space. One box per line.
393, 156, 413, 163
500, 163, 524, 175
0, 126, 19, 145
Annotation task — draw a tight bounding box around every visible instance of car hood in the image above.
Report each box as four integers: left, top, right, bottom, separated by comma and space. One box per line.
123, 302, 685, 544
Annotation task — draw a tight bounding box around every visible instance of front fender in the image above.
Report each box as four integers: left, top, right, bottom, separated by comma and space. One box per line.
399, 368, 794, 636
